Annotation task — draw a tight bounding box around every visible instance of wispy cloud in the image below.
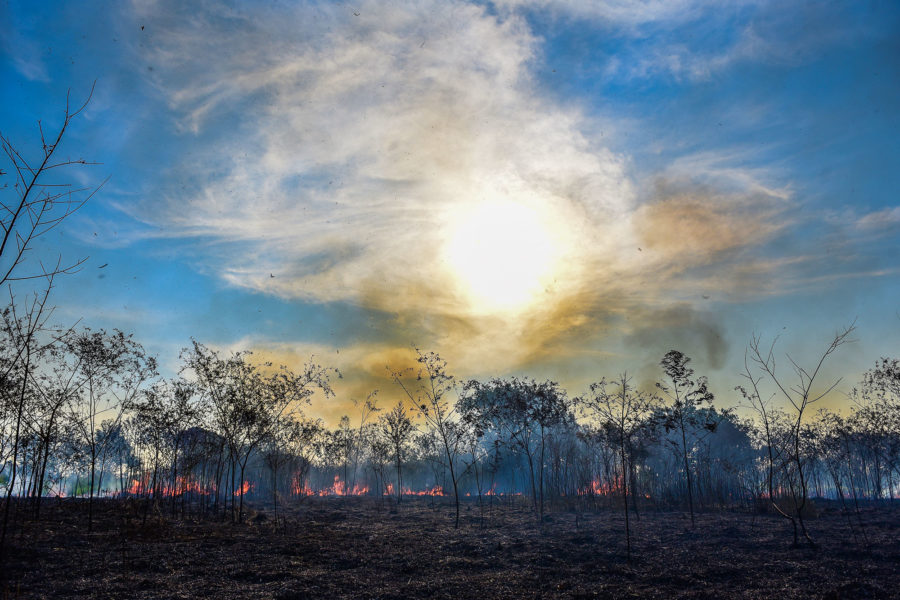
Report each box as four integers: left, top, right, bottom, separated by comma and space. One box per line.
128, 2, 634, 305
495, 0, 752, 28
107, 0, 873, 378
503, 0, 880, 84
0, 6, 51, 82
855, 206, 900, 232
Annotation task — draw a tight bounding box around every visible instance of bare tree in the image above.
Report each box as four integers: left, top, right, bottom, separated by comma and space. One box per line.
391, 350, 463, 528
182, 341, 334, 522
0, 283, 56, 558
368, 432, 391, 502
261, 416, 293, 522
22, 326, 86, 518
65, 329, 157, 531
349, 391, 379, 490
579, 374, 656, 561
816, 409, 869, 547
379, 401, 415, 503
0, 86, 101, 570
1, 85, 101, 287
657, 350, 717, 527
461, 377, 570, 522
285, 417, 323, 500
126, 378, 199, 519
739, 324, 854, 546
861, 358, 900, 499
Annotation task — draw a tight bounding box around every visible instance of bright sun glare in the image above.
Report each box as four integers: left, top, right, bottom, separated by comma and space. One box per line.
445, 201, 560, 313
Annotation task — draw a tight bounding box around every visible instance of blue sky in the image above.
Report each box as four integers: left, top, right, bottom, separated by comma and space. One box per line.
2, 0, 899, 422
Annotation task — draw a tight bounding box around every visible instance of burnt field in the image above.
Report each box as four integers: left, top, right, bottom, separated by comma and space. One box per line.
4, 498, 899, 599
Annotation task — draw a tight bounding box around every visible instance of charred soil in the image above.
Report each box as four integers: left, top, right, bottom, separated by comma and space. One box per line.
4, 498, 899, 599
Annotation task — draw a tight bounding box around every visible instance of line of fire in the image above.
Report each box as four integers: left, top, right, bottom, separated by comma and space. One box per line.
4, 342, 898, 536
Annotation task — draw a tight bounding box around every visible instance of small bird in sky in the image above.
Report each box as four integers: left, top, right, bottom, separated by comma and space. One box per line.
98, 263, 108, 269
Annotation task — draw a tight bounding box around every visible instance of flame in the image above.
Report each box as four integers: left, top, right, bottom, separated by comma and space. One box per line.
163, 477, 209, 497
291, 478, 311, 496
574, 479, 648, 498
401, 485, 444, 496
379, 482, 443, 496
120, 474, 533, 499
294, 482, 316, 496
118, 473, 484, 499
329, 475, 369, 496
577, 479, 612, 496
484, 485, 521, 496
127, 478, 145, 495
126, 475, 213, 497
297, 475, 371, 497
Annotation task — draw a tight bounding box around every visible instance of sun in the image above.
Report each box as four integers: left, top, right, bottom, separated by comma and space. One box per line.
444, 200, 561, 314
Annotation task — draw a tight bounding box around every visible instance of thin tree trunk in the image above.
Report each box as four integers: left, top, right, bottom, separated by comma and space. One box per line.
621, 443, 631, 562
88, 452, 96, 532
681, 418, 695, 527
0, 355, 29, 567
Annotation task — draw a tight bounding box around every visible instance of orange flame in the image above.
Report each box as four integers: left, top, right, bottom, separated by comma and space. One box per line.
381, 483, 443, 496
126, 475, 212, 497
483, 485, 521, 496
127, 478, 145, 495
401, 485, 444, 496
577, 479, 611, 496
294, 475, 460, 497
233, 481, 252, 496
299, 475, 371, 497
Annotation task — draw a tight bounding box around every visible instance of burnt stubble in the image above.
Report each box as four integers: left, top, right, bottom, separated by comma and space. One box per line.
6, 497, 899, 599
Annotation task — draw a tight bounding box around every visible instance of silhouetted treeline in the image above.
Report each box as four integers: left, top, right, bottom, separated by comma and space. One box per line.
2, 323, 898, 546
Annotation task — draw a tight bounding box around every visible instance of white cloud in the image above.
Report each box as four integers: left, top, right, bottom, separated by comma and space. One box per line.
130, 0, 637, 318
855, 207, 900, 231
500, 0, 871, 84
494, 0, 743, 28
1, 16, 50, 82
661, 150, 792, 200
116, 0, 809, 375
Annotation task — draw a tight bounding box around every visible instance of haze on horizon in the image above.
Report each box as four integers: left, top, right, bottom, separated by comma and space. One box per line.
2, 0, 899, 424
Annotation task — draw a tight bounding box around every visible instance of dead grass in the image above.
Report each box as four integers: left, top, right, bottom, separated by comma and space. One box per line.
4, 497, 899, 599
